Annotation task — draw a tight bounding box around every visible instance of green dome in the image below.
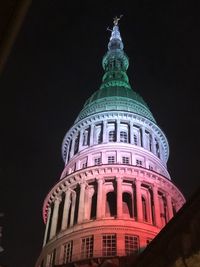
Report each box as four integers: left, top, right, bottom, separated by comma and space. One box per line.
84, 86, 148, 108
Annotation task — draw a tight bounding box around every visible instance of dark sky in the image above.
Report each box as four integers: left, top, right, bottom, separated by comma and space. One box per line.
0, 1, 199, 267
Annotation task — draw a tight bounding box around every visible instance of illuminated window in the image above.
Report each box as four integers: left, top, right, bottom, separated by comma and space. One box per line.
94, 157, 101, 165
109, 131, 116, 142
125, 235, 139, 255
108, 156, 115, 164
120, 131, 128, 143
81, 236, 93, 259
133, 134, 138, 145
122, 156, 130, 164
63, 241, 73, 263
102, 234, 116, 257
136, 159, 143, 166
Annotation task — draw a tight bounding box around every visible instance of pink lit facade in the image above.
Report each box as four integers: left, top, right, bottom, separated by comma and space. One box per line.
35, 21, 185, 267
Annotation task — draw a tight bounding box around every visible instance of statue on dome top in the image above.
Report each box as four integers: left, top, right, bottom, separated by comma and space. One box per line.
113, 15, 123, 26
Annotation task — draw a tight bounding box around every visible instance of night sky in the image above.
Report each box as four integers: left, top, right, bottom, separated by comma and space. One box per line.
0, 1, 199, 267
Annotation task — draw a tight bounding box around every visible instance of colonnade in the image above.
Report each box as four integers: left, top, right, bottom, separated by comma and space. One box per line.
43, 178, 175, 246
65, 120, 162, 162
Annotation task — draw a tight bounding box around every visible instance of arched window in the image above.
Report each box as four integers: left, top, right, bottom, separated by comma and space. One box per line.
97, 131, 102, 144
155, 140, 160, 158
142, 196, 148, 222
149, 134, 152, 152
74, 135, 79, 155
122, 192, 133, 218
90, 192, 97, 219
106, 192, 117, 217
159, 195, 168, 226
56, 192, 65, 234
46, 202, 54, 242
109, 130, 116, 142
83, 130, 89, 146
95, 125, 102, 144
120, 131, 128, 143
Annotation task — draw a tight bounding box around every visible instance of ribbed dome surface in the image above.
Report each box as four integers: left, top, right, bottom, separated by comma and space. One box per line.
84, 86, 148, 108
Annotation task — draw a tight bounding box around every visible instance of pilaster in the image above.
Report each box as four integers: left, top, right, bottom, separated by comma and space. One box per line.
61, 189, 71, 230
49, 196, 61, 239
77, 181, 86, 223
116, 177, 123, 218
70, 192, 76, 227
97, 178, 103, 219
153, 185, 162, 228
135, 179, 143, 222
43, 207, 51, 247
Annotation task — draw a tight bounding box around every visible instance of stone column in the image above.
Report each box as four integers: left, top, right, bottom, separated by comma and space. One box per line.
43, 207, 51, 247
152, 185, 162, 227
89, 124, 94, 146
49, 197, 61, 239
96, 179, 103, 219
61, 190, 71, 230
166, 193, 174, 221
129, 122, 134, 144
116, 119, 120, 142
135, 179, 143, 221
102, 120, 107, 143
78, 182, 86, 223
78, 129, 84, 151
84, 187, 90, 220
70, 192, 76, 227
117, 177, 123, 218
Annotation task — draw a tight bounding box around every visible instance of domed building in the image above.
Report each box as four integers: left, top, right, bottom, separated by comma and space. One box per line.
35, 18, 185, 267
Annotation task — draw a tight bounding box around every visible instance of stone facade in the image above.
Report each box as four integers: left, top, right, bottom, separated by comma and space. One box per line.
35, 21, 185, 267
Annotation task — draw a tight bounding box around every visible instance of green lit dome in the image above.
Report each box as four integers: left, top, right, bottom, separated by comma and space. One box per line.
84, 86, 148, 108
